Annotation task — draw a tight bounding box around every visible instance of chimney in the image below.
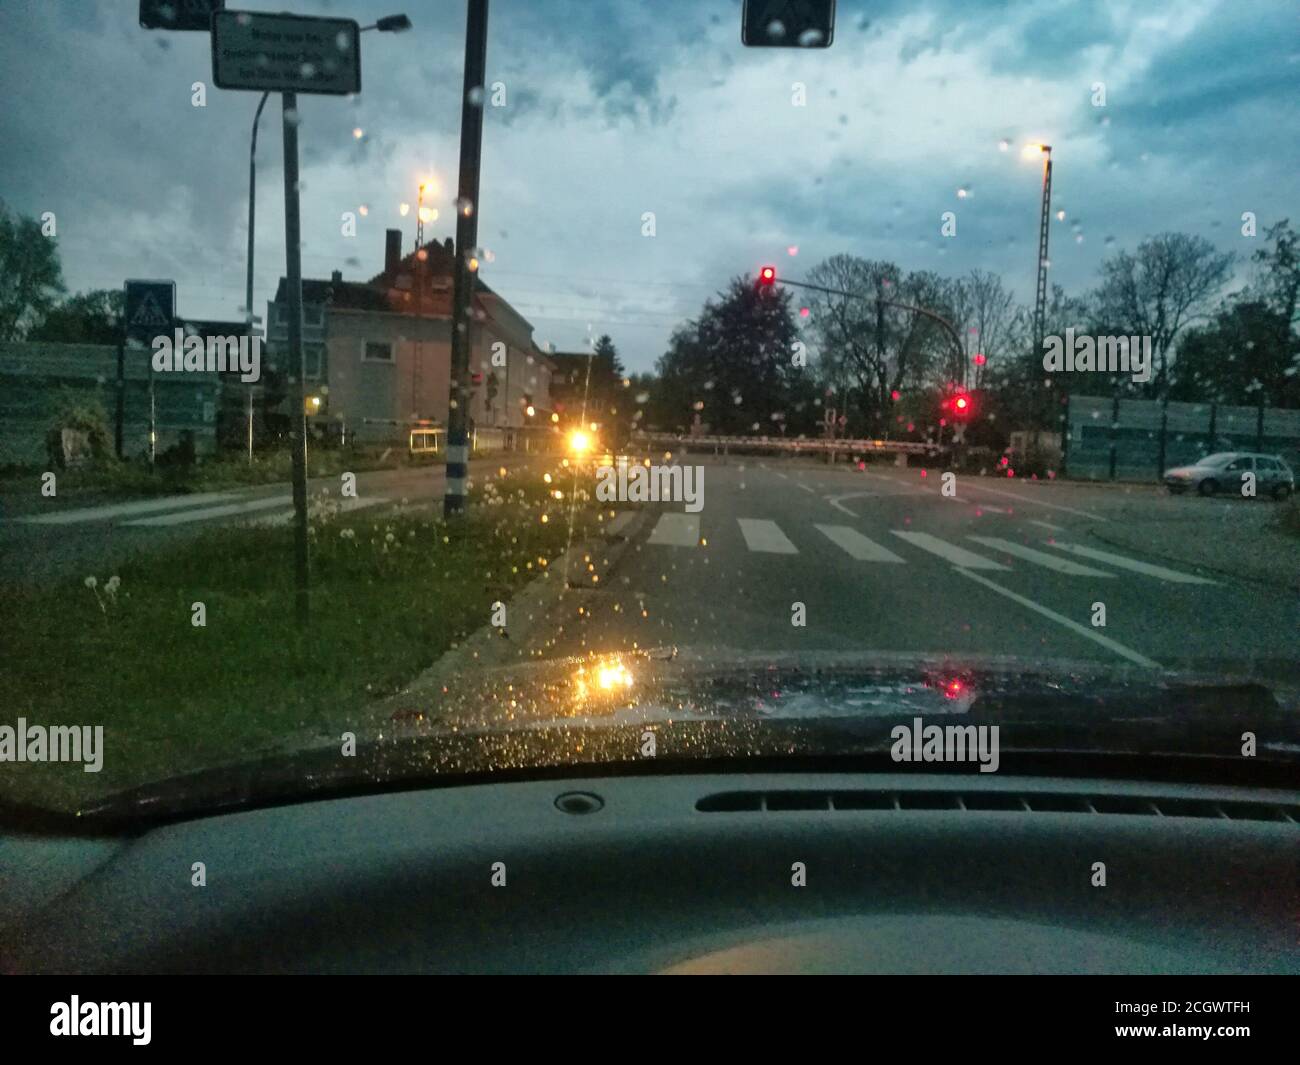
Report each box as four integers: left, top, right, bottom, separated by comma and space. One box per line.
385, 229, 402, 276
443, 236, 454, 253
331, 269, 342, 284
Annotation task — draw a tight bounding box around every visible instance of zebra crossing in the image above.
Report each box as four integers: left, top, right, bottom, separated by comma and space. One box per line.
642, 513, 1217, 585
14, 492, 388, 528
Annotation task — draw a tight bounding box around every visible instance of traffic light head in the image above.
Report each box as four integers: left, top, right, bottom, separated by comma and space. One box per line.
758, 265, 776, 286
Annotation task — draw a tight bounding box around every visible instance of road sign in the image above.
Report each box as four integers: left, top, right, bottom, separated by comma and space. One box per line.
124, 279, 175, 343
742, 0, 836, 48
211, 10, 361, 95
140, 0, 224, 31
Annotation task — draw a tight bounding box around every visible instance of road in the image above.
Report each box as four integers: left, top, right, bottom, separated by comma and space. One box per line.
533, 457, 1298, 680
0, 454, 542, 585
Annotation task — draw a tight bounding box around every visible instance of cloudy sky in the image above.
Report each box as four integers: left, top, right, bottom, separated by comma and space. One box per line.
2, 0, 1297, 371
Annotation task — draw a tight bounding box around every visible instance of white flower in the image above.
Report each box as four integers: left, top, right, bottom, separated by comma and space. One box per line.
106, 576, 121, 592
84, 576, 97, 589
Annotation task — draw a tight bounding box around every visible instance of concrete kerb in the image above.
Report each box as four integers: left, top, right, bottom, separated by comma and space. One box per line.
369, 506, 655, 724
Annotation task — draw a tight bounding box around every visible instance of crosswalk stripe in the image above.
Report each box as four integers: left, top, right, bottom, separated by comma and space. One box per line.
604, 511, 636, 537
647, 512, 701, 547
252, 497, 387, 526
815, 524, 905, 562
890, 531, 1010, 570
16, 491, 238, 525
967, 536, 1115, 577
738, 518, 798, 554
122, 495, 291, 527
1044, 541, 1217, 585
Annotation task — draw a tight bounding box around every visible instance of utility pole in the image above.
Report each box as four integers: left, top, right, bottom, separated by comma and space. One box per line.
444, 0, 489, 518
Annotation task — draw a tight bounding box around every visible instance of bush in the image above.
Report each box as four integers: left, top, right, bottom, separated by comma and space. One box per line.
46, 388, 113, 467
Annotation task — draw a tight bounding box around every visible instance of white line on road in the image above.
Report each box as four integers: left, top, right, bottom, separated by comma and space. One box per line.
604, 511, 637, 536
952, 568, 1162, 669
797, 483, 816, 493
1028, 519, 1065, 532
950, 480, 1108, 521
647, 512, 701, 547
816, 524, 905, 563
826, 492, 881, 517
890, 531, 1010, 571
1044, 541, 1218, 585
967, 536, 1115, 577
123, 495, 292, 527
738, 518, 799, 554
15, 491, 239, 525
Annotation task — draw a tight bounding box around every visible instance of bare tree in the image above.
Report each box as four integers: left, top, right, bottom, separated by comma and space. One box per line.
941, 269, 1016, 389
806, 255, 953, 434
1093, 232, 1234, 395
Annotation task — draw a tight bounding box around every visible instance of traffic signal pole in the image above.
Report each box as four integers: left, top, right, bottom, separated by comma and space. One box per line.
444, 0, 490, 518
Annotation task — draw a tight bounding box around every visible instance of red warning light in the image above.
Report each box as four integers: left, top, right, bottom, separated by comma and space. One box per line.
758, 266, 776, 285
973, 353, 986, 366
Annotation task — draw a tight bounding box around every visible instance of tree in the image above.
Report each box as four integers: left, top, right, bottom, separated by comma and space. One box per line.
1170, 301, 1298, 408
942, 269, 1016, 390
654, 275, 805, 435
29, 289, 124, 345
803, 255, 956, 436
0, 201, 65, 341
1092, 232, 1234, 396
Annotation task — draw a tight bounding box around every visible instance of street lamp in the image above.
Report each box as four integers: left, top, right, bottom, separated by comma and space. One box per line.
1024, 143, 1053, 361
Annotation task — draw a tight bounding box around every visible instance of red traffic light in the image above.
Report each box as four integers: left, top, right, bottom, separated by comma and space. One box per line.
954, 395, 969, 412
758, 266, 776, 285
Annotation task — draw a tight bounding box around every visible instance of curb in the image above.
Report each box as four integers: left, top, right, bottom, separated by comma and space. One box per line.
371, 506, 654, 722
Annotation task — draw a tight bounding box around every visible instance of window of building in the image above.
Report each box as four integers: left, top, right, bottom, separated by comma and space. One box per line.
363, 341, 394, 363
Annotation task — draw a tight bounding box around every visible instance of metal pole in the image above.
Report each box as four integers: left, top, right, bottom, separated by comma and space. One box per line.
282, 91, 310, 625
1255, 389, 1266, 453
444, 0, 489, 518
115, 339, 125, 459
247, 91, 268, 466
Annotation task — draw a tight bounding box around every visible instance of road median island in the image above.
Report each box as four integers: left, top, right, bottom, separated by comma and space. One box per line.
0, 462, 602, 814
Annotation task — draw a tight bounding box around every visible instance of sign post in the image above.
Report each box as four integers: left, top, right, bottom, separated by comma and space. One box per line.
211, 9, 362, 626
125, 279, 175, 467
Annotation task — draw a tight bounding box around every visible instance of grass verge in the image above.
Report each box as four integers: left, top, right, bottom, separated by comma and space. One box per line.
0, 463, 602, 814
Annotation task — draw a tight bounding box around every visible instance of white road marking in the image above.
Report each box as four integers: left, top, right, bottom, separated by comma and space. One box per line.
816, 524, 906, 563
951, 480, 1108, 521
738, 518, 798, 554
647, 512, 701, 547
826, 492, 881, 517
123, 495, 292, 527
797, 483, 816, 494
604, 511, 637, 536
16, 491, 238, 525
253, 497, 387, 526
890, 531, 1010, 571
953, 568, 1162, 669
1044, 541, 1218, 585
967, 536, 1115, 577
1028, 519, 1064, 532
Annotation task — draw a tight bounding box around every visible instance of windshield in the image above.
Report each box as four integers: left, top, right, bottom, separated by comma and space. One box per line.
2, 0, 1298, 818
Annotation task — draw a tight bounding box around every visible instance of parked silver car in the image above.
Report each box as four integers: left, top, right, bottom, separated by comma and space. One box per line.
1163, 451, 1295, 499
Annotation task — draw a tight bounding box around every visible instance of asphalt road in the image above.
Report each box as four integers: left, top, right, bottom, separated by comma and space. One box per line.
0, 454, 543, 585
536, 457, 1299, 680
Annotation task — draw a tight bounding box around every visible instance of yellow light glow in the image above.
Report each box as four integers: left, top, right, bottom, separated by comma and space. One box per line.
1022, 143, 1047, 159
569, 430, 591, 455
550, 412, 560, 423
418, 206, 437, 223
399, 202, 410, 216
525, 405, 536, 417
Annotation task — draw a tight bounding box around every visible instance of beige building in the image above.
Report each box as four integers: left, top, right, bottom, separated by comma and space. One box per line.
268, 229, 553, 446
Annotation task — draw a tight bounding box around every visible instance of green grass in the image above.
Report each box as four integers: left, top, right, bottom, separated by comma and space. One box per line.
0, 466, 602, 813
